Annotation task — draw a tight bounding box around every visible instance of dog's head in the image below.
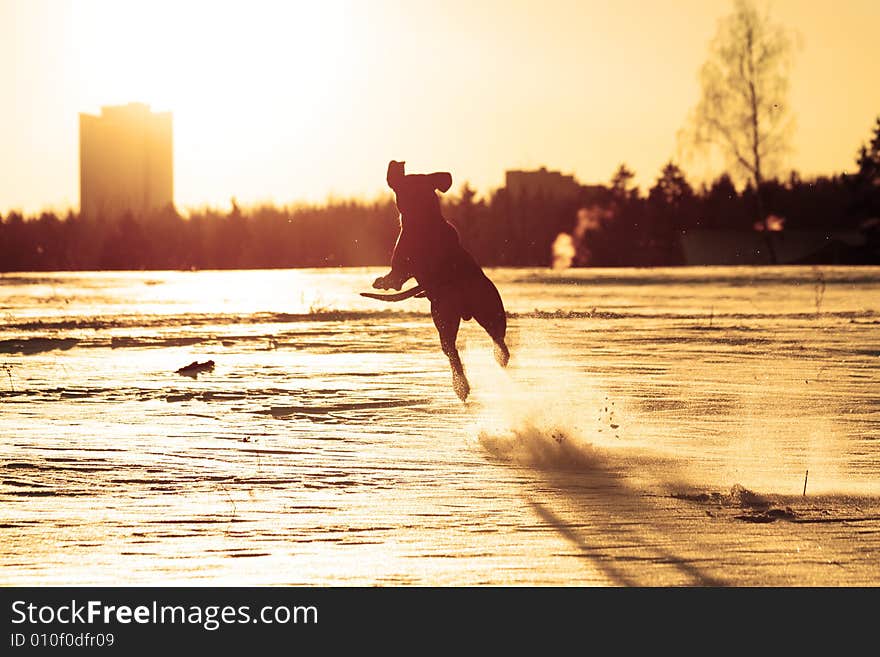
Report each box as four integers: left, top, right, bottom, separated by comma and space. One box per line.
387, 160, 452, 217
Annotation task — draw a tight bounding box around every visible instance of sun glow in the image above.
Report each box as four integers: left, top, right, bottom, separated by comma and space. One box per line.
2, 0, 878, 214
68, 1, 356, 208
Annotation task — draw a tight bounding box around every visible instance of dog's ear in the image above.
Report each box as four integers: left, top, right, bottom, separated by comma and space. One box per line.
427, 172, 452, 193
387, 160, 406, 189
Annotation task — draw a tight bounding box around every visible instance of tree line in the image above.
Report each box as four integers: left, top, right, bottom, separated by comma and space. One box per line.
1, 121, 877, 272
448, 120, 879, 267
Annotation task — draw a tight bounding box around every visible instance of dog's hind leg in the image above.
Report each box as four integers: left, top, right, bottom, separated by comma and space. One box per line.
431, 302, 469, 402
478, 316, 509, 367
492, 337, 510, 368
472, 286, 510, 368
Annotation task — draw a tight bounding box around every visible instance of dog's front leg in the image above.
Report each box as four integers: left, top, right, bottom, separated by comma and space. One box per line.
374, 226, 414, 290
372, 269, 411, 290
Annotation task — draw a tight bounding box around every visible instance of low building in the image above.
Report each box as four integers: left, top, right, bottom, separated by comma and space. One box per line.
680, 229, 874, 265
505, 167, 581, 201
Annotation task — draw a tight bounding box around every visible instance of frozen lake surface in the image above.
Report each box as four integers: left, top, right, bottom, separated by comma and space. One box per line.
1, 266, 879, 585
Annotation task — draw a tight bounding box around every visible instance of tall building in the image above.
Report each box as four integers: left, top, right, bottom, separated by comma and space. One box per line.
505, 167, 580, 201
79, 103, 173, 219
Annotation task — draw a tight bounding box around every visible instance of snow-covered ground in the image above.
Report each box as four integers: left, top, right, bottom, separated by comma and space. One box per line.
2, 266, 878, 585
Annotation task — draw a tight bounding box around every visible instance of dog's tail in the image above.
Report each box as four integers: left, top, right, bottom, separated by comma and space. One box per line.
360, 285, 427, 302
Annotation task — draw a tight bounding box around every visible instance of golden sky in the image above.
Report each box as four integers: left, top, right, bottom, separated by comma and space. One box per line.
1, 0, 878, 214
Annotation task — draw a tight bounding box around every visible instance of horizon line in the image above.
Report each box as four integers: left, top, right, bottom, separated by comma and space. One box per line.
0, 165, 858, 218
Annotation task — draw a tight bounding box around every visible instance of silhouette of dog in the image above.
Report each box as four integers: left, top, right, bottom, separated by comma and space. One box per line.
372, 160, 509, 401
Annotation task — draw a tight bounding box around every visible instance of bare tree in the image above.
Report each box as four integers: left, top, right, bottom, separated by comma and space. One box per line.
683, 0, 796, 258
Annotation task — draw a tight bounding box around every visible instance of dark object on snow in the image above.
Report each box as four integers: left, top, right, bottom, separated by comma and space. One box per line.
735, 507, 798, 523
176, 360, 215, 378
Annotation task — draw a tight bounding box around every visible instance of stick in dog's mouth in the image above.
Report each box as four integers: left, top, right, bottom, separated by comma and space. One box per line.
360, 285, 426, 302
